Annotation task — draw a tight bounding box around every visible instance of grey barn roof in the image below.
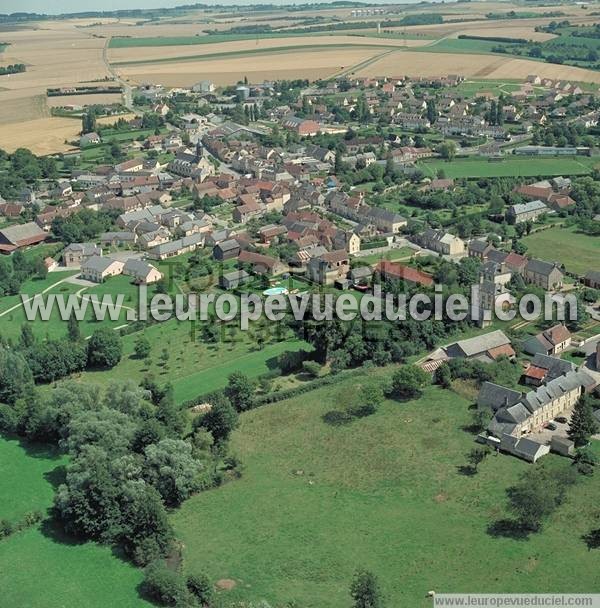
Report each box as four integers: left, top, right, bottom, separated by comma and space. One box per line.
477, 381, 522, 412
525, 258, 560, 276
82, 255, 118, 273
530, 353, 575, 380
453, 330, 511, 358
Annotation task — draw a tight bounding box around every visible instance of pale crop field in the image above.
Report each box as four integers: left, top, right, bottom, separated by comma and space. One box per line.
0, 113, 135, 154
46, 93, 124, 108
116, 46, 387, 86
0, 20, 110, 132
356, 50, 600, 84
108, 35, 426, 65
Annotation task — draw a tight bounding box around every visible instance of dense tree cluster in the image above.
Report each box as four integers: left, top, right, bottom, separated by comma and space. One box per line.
0, 323, 123, 390
0, 147, 58, 199
0, 249, 49, 297
0, 374, 229, 572
51, 208, 118, 245
290, 300, 473, 373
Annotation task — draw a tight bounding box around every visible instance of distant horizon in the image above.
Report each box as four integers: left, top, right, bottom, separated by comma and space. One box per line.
1, 0, 448, 17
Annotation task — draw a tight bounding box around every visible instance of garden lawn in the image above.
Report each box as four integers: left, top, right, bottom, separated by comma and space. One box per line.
356, 246, 414, 265
522, 226, 600, 276
0, 437, 150, 608
418, 157, 596, 179
0, 271, 78, 316
0, 274, 140, 341
172, 380, 600, 607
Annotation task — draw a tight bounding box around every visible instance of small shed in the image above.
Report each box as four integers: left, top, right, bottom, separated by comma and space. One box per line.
550, 435, 575, 458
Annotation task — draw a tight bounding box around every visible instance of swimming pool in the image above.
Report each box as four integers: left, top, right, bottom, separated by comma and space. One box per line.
262, 286, 289, 296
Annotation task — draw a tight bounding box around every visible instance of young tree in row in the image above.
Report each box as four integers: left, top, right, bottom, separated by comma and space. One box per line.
224, 371, 256, 412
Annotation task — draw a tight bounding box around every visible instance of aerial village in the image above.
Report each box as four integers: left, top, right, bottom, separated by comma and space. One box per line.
1, 72, 600, 467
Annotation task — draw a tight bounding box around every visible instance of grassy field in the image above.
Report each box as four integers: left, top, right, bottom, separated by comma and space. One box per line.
0, 438, 64, 521
73, 318, 310, 404
419, 156, 597, 179
424, 37, 517, 56
109, 32, 329, 47
172, 379, 600, 607
522, 226, 600, 276
453, 79, 527, 98
0, 437, 151, 608
0, 274, 136, 342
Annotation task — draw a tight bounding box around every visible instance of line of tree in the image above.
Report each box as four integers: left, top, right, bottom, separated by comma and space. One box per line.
0, 63, 25, 75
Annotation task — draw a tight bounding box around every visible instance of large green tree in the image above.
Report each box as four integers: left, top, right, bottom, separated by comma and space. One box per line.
87, 328, 123, 369
350, 569, 384, 608
568, 395, 598, 447
389, 365, 430, 400
224, 371, 256, 412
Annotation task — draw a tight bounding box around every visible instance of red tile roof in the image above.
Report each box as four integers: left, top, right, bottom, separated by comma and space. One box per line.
376, 260, 434, 287
524, 365, 547, 380
487, 343, 517, 360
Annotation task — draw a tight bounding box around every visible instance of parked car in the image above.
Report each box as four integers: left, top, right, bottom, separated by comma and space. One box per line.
555, 416, 568, 424
546, 422, 558, 431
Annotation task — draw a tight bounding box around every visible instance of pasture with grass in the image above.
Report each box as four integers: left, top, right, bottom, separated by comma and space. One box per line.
173, 380, 600, 607
0, 437, 150, 608
522, 226, 600, 276
419, 157, 597, 179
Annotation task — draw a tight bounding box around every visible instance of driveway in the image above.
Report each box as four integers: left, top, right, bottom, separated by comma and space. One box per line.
528, 416, 571, 445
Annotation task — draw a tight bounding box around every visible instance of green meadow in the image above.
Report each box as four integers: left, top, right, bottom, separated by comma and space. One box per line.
0, 437, 150, 608
522, 226, 600, 276
173, 379, 600, 607
419, 157, 597, 179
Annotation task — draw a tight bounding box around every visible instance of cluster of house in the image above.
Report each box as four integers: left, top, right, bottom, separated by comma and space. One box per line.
477, 341, 599, 462
420, 325, 600, 463
62, 243, 163, 285
513, 176, 575, 213
468, 239, 564, 290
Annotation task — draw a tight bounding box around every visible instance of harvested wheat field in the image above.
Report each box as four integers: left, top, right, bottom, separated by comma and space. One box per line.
116, 46, 387, 86
387, 13, 600, 39
0, 112, 137, 154
0, 95, 49, 124
108, 35, 424, 65
46, 93, 124, 108
356, 50, 600, 85
0, 20, 113, 151
0, 117, 81, 154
